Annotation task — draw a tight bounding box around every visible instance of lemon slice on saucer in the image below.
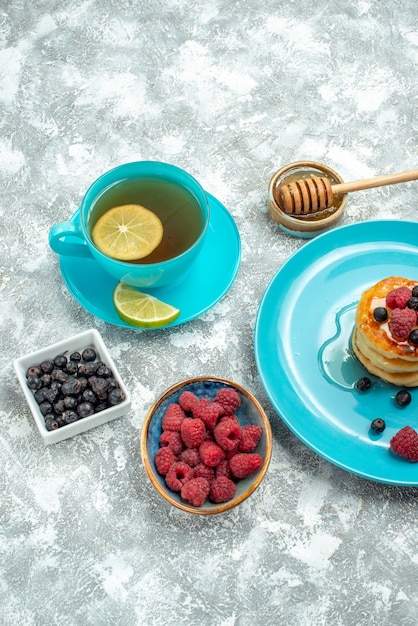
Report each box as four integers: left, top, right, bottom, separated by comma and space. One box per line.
92, 204, 163, 261
113, 282, 180, 328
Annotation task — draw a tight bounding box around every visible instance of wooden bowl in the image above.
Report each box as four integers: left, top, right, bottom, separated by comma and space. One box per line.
140, 376, 272, 515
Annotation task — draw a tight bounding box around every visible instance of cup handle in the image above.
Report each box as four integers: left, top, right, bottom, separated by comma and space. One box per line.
49, 220, 93, 259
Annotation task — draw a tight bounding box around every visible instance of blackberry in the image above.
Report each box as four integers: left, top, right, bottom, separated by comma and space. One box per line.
82, 389, 97, 405
34, 388, 49, 404
45, 387, 60, 404
77, 377, 88, 392
51, 369, 69, 383
108, 388, 125, 405
77, 402, 94, 418
82, 348, 96, 362
96, 366, 112, 378
395, 389, 412, 407
61, 377, 83, 396
373, 307, 388, 322
53, 399, 65, 415
26, 365, 41, 378
40, 360, 54, 374
371, 418, 386, 433
63, 396, 78, 410
39, 401, 53, 416
40, 374, 52, 388
409, 329, 418, 345
27, 375, 42, 390
356, 376, 372, 392
45, 416, 59, 431
55, 416, 65, 428
62, 410, 78, 424
89, 377, 108, 399
78, 362, 99, 377
54, 354, 67, 369
65, 360, 78, 375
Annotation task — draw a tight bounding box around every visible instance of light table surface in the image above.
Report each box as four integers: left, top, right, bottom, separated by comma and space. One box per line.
1, 1, 418, 624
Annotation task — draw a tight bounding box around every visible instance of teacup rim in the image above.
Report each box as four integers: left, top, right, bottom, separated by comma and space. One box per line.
78, 160, 211, 268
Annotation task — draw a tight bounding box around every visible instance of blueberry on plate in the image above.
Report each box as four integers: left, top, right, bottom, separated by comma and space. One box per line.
395, 389, 412, 407
355, 376, 372, 392
370, 418, 386, 433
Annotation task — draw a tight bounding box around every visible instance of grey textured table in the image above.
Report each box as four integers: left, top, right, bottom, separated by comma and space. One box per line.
1, 1, 418, 625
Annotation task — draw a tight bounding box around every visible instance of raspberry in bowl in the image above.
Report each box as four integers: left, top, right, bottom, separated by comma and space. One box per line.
140, 377, 273, 515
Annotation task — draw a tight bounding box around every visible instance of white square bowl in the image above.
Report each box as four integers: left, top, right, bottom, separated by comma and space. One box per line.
13, 328, 131, 445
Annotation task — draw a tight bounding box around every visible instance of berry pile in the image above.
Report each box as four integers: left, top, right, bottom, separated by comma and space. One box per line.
154, 386, 264, 507
25, 347, 125, 431
374, 284, 418, 341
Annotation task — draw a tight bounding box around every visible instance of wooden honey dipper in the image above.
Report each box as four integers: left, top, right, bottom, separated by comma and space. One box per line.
275, 168, 418, 215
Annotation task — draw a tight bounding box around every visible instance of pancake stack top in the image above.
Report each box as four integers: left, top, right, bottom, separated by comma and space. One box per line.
353, 276, 418, 387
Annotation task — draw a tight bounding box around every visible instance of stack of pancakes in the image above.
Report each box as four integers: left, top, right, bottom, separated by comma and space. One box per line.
353, 276, 418, 387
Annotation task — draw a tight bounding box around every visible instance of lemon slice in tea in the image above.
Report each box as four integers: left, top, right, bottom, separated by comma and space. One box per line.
113, 282, 180, 328
92, 204, 163, 261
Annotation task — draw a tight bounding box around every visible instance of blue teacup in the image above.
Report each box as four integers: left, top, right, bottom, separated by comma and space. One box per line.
49, 161, 210, 288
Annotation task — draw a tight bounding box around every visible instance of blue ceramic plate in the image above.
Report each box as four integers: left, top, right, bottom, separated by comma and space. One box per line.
255, 219, 418, 486
59, 193, 241, 329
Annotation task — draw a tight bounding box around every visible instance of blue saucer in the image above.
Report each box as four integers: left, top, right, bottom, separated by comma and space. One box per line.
59, 193, 241, 329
